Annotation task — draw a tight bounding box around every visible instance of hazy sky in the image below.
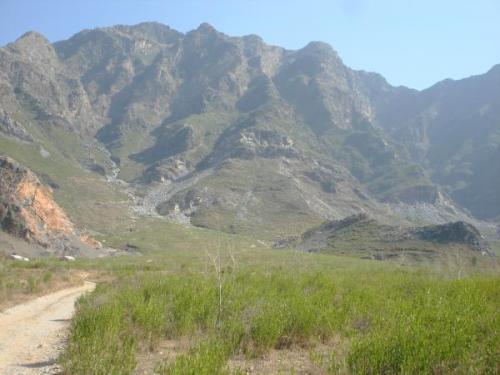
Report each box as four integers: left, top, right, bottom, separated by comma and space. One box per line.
1, 0, 499, 89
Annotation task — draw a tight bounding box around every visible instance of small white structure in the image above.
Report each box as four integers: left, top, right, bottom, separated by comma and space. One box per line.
60, 255, 76, 261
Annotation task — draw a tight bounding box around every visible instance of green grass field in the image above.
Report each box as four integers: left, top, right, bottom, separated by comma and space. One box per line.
3, 219, 499, 374
60, 251, 499, 374
5, 220, 485, 375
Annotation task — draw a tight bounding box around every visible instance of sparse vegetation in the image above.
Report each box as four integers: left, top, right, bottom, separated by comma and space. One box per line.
0, 257, 82, 309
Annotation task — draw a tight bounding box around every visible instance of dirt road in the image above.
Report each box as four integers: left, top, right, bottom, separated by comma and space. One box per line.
0, 281, 95, 375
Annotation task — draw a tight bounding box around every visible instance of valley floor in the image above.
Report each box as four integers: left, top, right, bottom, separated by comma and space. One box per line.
63, 245, 500, 374
2, 223, 499, 374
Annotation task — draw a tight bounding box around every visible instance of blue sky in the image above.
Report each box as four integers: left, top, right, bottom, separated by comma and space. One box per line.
1, 0, 499, 89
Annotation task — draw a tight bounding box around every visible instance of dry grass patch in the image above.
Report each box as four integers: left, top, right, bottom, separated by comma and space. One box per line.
0, 259, 86, 310
227, 346, 334, 375
135, 338, 191, 375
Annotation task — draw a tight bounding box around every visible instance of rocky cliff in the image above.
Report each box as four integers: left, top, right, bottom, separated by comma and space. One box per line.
0, 156, 100, 255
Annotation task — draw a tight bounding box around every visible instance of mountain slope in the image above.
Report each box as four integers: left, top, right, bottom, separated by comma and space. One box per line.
0, 22, 498, 237
373, 65, 500, 219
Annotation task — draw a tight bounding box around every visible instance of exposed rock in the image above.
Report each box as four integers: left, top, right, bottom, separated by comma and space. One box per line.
232, 130, 299, 159
0, 156, 101, 255
410, 221, 490, 253
141, 158, 191, 184
157, 189, 203, 216
0, 156, 73, 241
0, 109, 32, 142
39, 146, 50, 158
296, 214, 492, 258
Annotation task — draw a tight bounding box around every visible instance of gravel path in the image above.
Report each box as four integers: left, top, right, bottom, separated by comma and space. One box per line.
0, 281, 95, 374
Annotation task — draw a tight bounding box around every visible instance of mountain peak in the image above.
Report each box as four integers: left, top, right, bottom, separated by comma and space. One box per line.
297, 41, 341, 64
196, 22, 217, 33
243, 34, 264, 43
114, 21, 180, 36
133, 21, 171, 29
110, 21, 183, 44
14, 31, 50, 46
301, 41, 337, 55
8, 30, 57, 63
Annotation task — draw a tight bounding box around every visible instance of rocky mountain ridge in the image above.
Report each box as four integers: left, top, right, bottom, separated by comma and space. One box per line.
0, 22, 498, 238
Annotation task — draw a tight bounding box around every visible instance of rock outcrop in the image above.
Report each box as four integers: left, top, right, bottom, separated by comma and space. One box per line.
411, 221, 490, 253
0, 109, 32, 142
295, 214, 492, 259
0, 156, 100, 255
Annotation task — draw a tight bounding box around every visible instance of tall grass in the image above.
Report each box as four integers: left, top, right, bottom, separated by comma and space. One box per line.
62, 283, 137, 374
61, 261, 500, 374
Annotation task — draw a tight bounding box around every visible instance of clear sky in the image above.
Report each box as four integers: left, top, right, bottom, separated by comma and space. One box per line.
1, 0, 499, 90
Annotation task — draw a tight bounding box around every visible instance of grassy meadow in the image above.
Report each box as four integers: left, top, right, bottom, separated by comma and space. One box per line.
61, 248, 499, 374
2, 220, 499, 374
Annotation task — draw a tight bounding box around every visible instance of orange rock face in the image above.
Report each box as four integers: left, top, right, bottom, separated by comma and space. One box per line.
16, 178, 76, 241
0, 156, 101, 251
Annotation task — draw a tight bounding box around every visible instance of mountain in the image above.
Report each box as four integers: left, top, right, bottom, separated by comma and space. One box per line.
0, 22, 498, 239
373, 65, 500, 220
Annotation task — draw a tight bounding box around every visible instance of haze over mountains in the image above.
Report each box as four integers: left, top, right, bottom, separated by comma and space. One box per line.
0, 22, 499, 239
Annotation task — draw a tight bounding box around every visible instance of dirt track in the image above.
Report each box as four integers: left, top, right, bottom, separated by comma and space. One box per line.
0, 281, 95, 374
